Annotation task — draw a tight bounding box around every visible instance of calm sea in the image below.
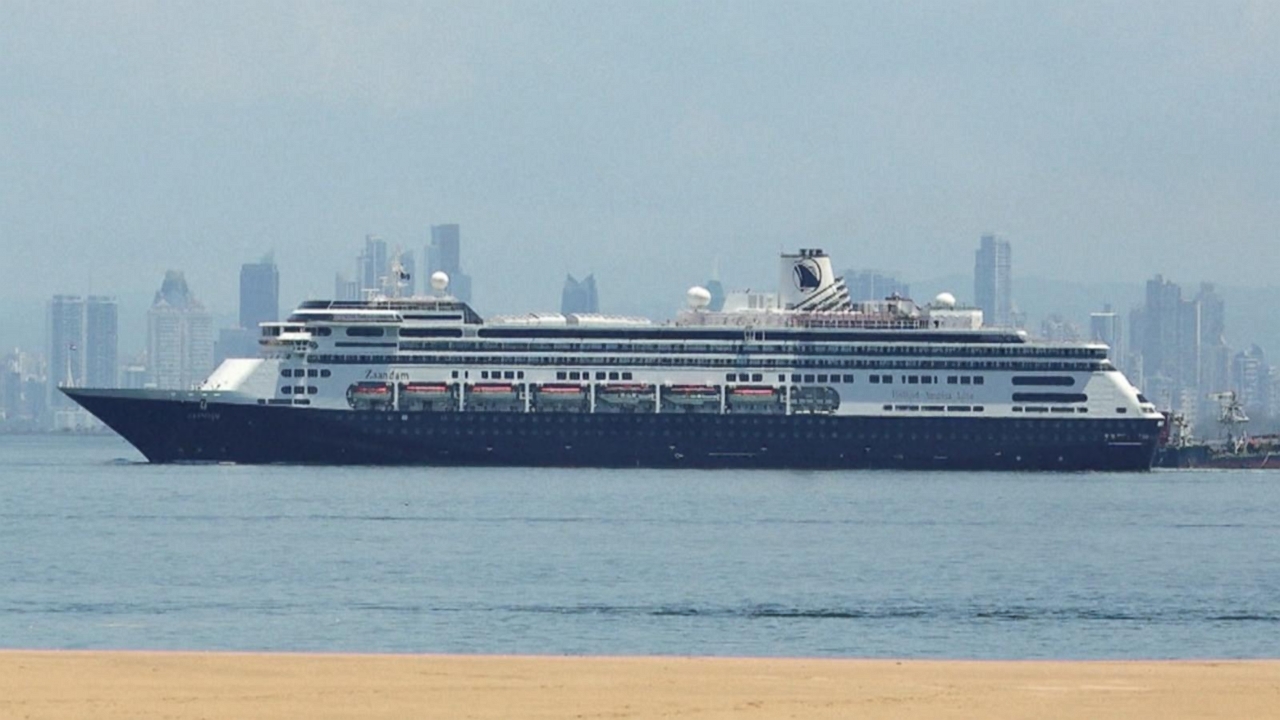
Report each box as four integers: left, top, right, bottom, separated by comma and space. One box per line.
2, 433, 1277, 658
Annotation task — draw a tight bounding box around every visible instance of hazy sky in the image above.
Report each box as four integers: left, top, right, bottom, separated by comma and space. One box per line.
3, 1, 1278, 328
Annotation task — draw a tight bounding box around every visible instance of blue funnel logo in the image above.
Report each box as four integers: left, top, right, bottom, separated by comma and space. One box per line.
793, 259, 822, 291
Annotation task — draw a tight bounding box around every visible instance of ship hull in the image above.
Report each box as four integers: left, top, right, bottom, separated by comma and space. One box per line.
66, 389, 1160, 471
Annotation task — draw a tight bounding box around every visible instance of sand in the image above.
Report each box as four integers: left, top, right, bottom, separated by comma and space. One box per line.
1, 652, 1278, 719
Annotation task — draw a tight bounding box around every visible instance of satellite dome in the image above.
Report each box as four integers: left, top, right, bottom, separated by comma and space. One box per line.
933, 292, 957, 308
430, 271, 450, 293
687, 286, 712, 309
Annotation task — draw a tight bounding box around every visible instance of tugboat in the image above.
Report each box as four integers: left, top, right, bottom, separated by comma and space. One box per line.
1156, 392, 1280, 469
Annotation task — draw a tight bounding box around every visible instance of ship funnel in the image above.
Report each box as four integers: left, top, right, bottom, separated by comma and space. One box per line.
778, 249, 852, 311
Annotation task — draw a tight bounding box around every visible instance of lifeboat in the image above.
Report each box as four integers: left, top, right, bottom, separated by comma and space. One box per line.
663, 385, 721, 406
403, 383, 448, 394
538, 384, 587, 395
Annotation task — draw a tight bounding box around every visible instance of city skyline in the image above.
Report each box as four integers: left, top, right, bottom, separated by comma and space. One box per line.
3, 4, 1278, 324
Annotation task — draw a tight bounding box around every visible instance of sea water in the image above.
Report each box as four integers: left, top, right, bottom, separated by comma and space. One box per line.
1, 433, 1277, 658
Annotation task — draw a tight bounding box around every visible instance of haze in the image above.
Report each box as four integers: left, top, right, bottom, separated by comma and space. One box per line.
2, 2, 1277, 343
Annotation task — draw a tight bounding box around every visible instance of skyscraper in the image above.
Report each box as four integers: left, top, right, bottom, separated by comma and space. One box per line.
843, 269, 910, 303
147, 271, 214, 390
359, 235, 388, 295
426, 224, 473, 303
84, 296, 118, 388
1089, 304, 1124, 368
973, 234, 1012, 327
48, 295, 86, 404
239, 256, 279, 329
47, 295, 118, 406
560, 274, 600, 314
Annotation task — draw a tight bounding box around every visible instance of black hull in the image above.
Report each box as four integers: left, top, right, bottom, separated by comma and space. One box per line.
65, 389, 1160, 471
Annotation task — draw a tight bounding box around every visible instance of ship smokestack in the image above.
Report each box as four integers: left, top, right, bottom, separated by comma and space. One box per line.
778, 248, 852, 311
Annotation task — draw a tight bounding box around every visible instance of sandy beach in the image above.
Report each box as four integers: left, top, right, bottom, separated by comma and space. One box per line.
1, 652, 1277, 719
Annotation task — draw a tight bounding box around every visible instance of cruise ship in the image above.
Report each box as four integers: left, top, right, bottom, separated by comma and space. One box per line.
64, 249, 1165, 469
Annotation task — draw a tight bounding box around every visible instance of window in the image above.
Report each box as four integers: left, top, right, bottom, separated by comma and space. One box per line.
609, 372, 619, 380
725, 373, 735, 381
505, 371, 516, 380
281, 386, 292, 394
596, 371, 606, 380
974, 376, 985, 385
622, 372, 633, 380
751, 373, 762, 382
1012, 376, 1075, 386
948, 376, 958, 384
320, 369, 331, 378
870, 375, 880, 384
556, 371, 567, 380
842, 374, 854, 383
921, 376, 932, 385
281, 369, 292, 378
481, 371, 489, 379
791, 374, 801, 382
803, 374, 815, 383
307, 386, 318, 395
908, 376, 918, 384
346, 326, 384, 337
960, 377, 971, 385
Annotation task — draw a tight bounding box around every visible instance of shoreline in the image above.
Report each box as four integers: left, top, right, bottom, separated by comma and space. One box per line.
2, 651, 1277, 719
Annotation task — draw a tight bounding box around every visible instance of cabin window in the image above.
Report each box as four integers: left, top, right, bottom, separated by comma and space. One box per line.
751, 373, 762, 382
281, 386, 292, 394
557, 371, 567, 380
609, 372, 619, 380
622, 372, 633, 380
320, 369, 331, 378
346, 326, 384, 337
974, 376, 985, 385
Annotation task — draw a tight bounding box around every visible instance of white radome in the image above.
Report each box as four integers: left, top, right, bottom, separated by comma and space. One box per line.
430, 271, 450, 292
933, 292, 957, 308
687, 286, 712, 309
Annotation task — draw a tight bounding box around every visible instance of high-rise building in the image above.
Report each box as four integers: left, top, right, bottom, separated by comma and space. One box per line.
84, 296, 118, 388
1232, 345, 1269, 420
844, 269, 910, 303
1089, 305, 1124, 368
560, 274, 600, 315
359, 235, 388, 295
147, 271, 214, 390
334, 272, 360, 301
974, 234, 1012, 327
239, 257, 279, 329
1129, 275, 1231, 423
48, 295, 86, 404
47, 294, 118, 405
426, 224, 473, 304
